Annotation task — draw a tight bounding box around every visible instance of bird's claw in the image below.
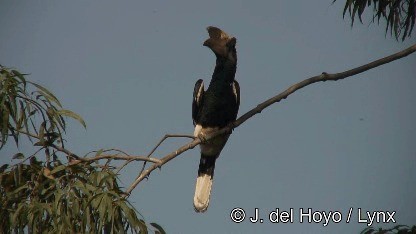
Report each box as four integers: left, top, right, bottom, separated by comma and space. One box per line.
226, 123, 235, 134
198, 135, 208, 143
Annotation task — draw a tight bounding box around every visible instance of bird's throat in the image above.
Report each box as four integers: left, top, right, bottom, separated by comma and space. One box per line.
211, 58, 237, 83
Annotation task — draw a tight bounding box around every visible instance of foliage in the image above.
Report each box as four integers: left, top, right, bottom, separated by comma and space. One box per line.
0, 160, 148, 233
0, 65, 165, 233
334, 0, 415, 41
361, 225, 416, 234
0, 64, 85, 150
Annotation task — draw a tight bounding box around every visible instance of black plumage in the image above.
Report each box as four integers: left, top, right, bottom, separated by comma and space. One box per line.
192, 26, 240, 212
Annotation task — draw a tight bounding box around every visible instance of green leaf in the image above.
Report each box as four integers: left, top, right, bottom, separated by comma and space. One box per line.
95, 149, 104, 157
138, 219, 149, 234
12, 203, 28, 224
12, 153, 25, 159
29, 82, 62, 107
34, 141, 45, 146
39, 121, 46, 140
28, 109, 37, 117
97, 194, 106, 231
16, 100, 25, 130
118, 201, 137, 224
45, 132, 59, 143
150, 223, 166, 234
10, 183, 29, 195
343, 0, 354, 18
0, 164, 8, 173
11, 70, 26, 88
1, 107, 10, 143
50, 164, 66, 175
57, 109, 86, 128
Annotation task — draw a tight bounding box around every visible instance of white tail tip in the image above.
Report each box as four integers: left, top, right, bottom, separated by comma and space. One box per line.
193, 173, 213, 212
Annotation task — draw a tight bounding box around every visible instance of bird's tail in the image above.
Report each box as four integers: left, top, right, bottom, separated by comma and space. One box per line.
194, 154, 217, 212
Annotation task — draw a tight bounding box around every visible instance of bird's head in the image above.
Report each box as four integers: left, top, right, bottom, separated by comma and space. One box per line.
203, 26, 237, 63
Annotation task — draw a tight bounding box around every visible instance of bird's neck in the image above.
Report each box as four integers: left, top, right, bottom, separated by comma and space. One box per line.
211, 57, 237, 84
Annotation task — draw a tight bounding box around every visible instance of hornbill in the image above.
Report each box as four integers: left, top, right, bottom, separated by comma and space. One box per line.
192, 26, 240, 212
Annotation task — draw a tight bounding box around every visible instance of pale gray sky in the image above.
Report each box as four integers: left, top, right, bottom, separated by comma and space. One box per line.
1, 1, 415, 233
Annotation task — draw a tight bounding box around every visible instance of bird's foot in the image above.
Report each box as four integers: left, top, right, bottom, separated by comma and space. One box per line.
225, 123, 235, 134
198, 134, 208, 144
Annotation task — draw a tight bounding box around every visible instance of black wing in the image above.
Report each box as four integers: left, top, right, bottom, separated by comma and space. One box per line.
192, 79, 204, 126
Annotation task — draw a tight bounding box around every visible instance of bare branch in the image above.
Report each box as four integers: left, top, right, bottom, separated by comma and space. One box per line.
14, 129, 40, 140
115, 159, 135, 174
125, 43, 416, 196
85, 148, 131, 157
137, 134, 195, 177
50, 143, 80, 159
14, 128, 162, 168
126, 137, 203, 195
147, 134, 195, 158
69, 154, 162, 166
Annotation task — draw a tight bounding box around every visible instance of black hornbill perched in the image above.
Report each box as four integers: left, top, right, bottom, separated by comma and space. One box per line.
192, 26, 240, 212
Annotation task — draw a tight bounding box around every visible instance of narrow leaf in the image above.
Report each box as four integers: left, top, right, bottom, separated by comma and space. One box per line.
11, 70, 27, 88
42, 167, 55, 179
30, 82, 62, 107
12, 153, 24, 159
57, 109, 86, 128
50, 164, 66, 175
95, 149, 104, 157
150, 223, 166, 234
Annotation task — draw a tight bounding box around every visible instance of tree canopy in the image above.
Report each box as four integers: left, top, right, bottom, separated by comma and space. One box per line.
0, 65, 165, 233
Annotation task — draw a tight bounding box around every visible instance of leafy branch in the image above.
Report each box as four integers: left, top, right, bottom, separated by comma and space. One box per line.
0, 65, 85, 151
333, 0, 416, 41
361, 224, 416, 233
0, 65, 166, 233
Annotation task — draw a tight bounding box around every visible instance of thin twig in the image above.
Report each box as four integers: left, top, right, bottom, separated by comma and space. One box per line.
68, 154, 161, 166
148, 134, 195, 157
124, 43, 416, 196
50, 143, 80, 159
18, 146, 44, 165
137, 134, 195, 177
14, 129, 40, 140
14, 128, 161, 169
114, 158, 134, 174
84, 148, 130, 157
